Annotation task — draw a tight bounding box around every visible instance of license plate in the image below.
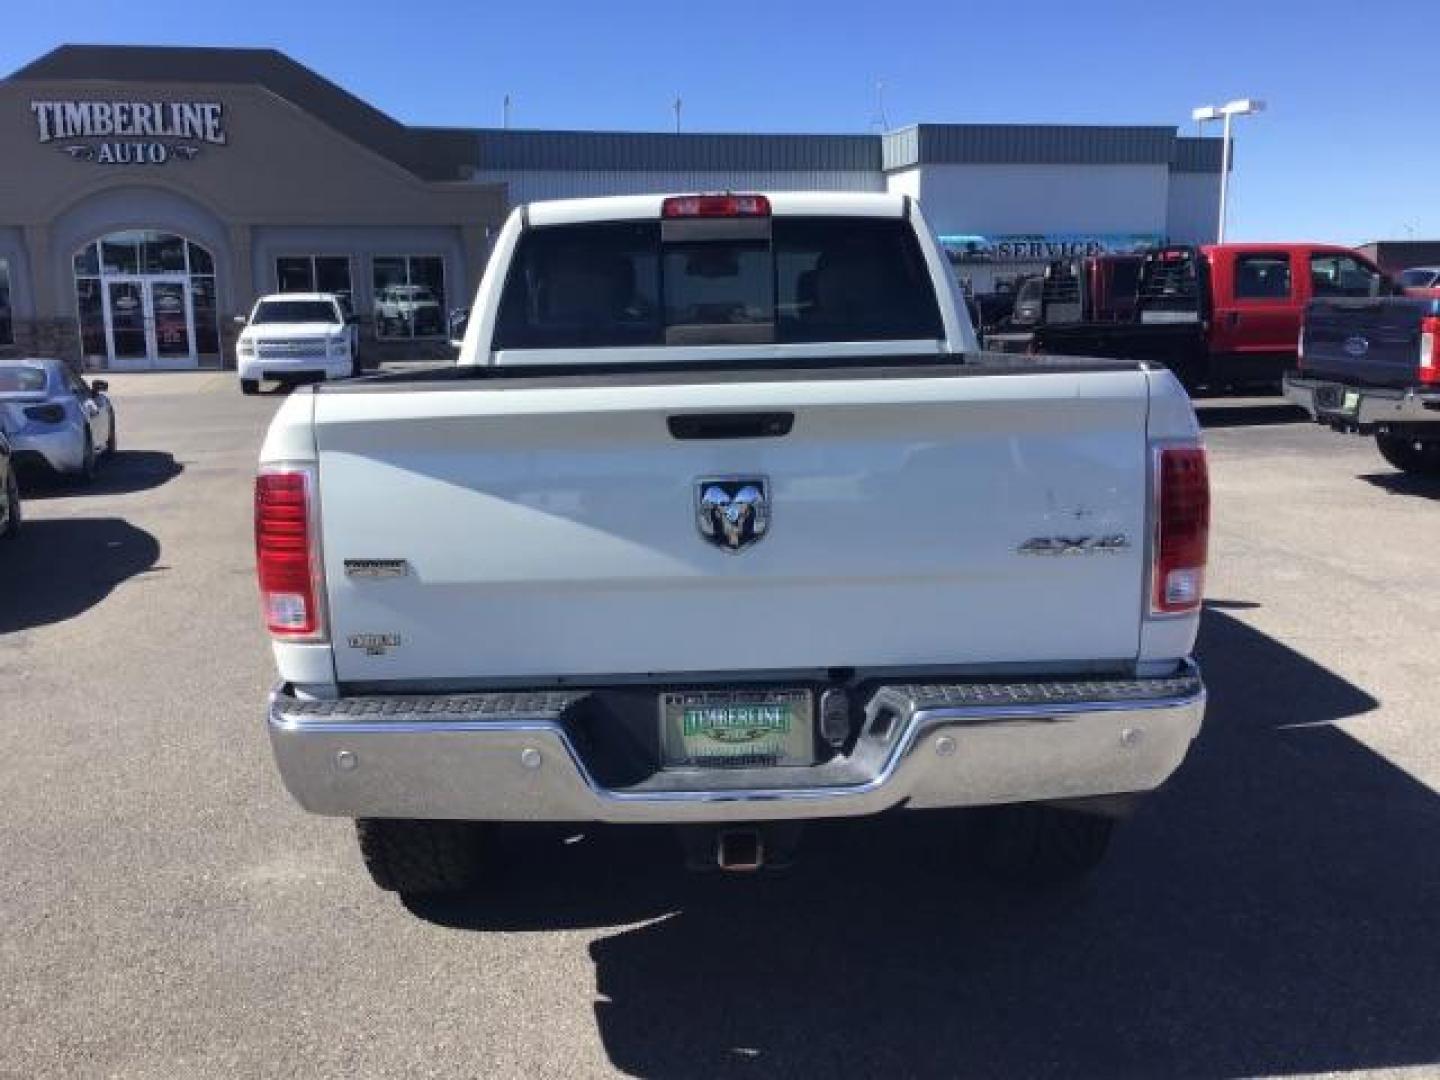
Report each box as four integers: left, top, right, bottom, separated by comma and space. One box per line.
660, 690, 814, 769
1342, 390, 1361, 412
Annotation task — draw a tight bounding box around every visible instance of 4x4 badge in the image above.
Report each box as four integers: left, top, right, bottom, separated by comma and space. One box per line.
1018, 535, 1131, 556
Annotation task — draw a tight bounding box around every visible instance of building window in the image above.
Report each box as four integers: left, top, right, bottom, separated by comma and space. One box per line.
0, 259, 12, 346
276, 256, 354, 315
372, 256, 446, 339
1233, 254, 1293, 300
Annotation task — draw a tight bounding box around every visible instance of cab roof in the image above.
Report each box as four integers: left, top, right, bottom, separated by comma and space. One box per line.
254, 292, 342, 304
525, 191, 908, 228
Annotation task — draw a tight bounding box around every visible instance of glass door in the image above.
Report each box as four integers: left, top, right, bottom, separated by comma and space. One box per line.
148, 279, 195, 368
104, 281, 149, 369
101, 278, 197, 369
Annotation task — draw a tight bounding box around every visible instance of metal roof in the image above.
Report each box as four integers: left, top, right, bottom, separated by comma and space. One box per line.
9, 46, 1225, 178
883, 124, 1184, 170
1172, 137, 1227, 173
474, 129, 880, 172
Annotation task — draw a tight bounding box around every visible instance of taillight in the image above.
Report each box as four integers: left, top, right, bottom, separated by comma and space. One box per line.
1152, 445, 1210, 615
255, 466, 326, 639
661, 194, 771, 218
1420, 316, 1440, 385
24, 403, 65, 424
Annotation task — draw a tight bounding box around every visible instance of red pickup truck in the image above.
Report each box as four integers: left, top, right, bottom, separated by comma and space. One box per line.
1032, 243, 1392, 390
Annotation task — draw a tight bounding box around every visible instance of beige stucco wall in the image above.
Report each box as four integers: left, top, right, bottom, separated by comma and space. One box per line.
0, 79, 505, 320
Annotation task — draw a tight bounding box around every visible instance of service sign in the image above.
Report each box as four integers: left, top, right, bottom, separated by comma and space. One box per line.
30, 100, 227, 165
941, 233, 1163, 264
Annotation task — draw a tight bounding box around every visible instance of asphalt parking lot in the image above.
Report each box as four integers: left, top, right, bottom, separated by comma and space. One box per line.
3, 375, 1439, 1079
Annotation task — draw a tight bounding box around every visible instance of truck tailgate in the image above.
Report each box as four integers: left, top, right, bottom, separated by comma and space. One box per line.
1303, 298, 1434, 387
313, 368, 1152, 683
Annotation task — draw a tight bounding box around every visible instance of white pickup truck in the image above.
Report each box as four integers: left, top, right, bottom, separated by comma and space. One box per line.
258, 192, 1209, 897
237, 293, 359, 396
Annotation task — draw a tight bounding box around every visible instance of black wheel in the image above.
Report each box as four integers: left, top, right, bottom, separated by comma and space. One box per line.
355, 819, 491, 896
973, 804, 1115, 886
0, 468, 21, 540
1375, 434, 1440, 476
240, 379, 259, 396
104, 415, 117, 457
73, 430, 97, 485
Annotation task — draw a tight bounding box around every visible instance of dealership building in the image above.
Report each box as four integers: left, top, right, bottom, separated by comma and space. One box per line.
0, 45, 1225, 370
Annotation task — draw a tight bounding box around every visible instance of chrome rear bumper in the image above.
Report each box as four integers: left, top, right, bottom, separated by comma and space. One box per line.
267, 663, 1205, 824
1285, 375, 1440, 428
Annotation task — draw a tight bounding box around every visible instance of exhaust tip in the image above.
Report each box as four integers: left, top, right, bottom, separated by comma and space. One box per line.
716, 829, 764, 872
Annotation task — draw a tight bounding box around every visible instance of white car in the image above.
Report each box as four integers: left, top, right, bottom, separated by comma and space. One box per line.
236, 293, 359, 395
373, 285, 443, 337
258, 192, 1209, 897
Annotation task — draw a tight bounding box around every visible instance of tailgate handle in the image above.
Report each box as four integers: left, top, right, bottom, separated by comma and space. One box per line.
668, 412, 794, 440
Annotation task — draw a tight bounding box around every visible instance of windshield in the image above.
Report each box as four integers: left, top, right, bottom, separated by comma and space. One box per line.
251, 300, 339, 325
494, 216, 944, 350
1399, 269, 1437, 287
0, 365, 48, 393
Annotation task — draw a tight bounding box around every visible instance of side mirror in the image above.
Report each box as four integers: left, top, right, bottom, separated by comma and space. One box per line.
91, 380, 109, 393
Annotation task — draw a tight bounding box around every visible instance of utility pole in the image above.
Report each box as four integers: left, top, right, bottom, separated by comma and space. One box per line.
502, 94, 511, 130
875, 80, 890, 131
672, 94, 682, 134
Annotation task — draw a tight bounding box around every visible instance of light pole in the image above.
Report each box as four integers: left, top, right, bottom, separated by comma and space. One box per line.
1191, 99, 1265, 244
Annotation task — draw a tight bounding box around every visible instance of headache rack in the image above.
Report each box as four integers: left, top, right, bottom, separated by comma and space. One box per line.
1135, 247, 1207, 322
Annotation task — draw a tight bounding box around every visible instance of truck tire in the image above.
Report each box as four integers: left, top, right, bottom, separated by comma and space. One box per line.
354, 818, 490, 896
1375, 434, 1440, 476
974, 804, 1115, 886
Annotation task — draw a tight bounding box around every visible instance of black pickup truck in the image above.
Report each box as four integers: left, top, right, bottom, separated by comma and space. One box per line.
1285, 296, 1440, 475
1028, 247, 1213, 386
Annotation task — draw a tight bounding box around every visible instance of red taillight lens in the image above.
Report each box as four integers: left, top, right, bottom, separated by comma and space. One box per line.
1420, 316, 1440, 385
1152, 445, 1210, 615
661, 194, 771, 218
255, 468, 324, 638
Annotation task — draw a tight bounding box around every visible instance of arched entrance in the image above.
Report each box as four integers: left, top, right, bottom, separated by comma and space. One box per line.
73, 230, 221, 369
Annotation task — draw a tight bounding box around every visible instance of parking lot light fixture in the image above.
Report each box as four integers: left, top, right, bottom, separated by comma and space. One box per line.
1193, 98, 1266, 244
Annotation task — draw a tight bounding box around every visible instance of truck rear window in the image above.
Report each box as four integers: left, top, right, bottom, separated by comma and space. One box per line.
494, 217, 944, 350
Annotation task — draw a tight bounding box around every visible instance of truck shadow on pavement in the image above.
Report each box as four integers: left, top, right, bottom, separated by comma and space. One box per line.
1194, 400, 1306, 429
0, 518, 162, 634
411, 608, 1440, 1079
1357, 471, 1440, 502
20, 451, 183, 500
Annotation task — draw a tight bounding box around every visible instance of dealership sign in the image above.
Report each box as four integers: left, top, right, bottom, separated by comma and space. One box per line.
30, 100, 226, 165
940, 233, 1163, 264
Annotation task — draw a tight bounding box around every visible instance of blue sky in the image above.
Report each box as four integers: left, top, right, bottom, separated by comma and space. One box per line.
4, 0, 1423, 244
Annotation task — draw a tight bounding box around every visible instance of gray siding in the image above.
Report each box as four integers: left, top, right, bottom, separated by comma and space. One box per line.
472, 169, 883, 206
1172, 137, 1226, 173
885, 124, 1180, 169
474, 129, 879, 172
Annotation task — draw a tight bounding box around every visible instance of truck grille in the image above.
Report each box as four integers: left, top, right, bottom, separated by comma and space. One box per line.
257, 341, 327, 360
